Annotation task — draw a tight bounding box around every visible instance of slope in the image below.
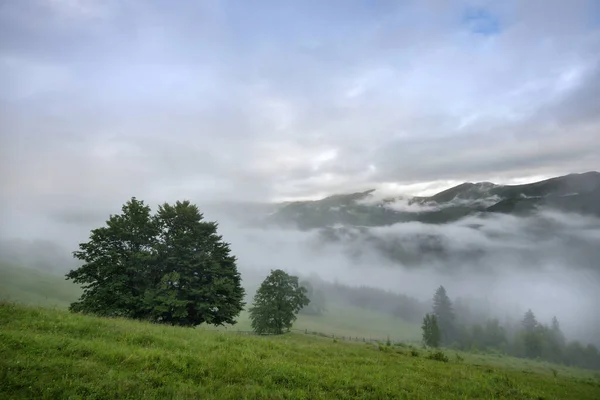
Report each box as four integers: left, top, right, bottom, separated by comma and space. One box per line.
0, 262, 81, 308
207, 305, 421, 343
1, 303, 599, 399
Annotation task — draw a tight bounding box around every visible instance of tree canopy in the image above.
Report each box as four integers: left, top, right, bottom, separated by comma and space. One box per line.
249, 269, 310, 335
66, 197, 245, 327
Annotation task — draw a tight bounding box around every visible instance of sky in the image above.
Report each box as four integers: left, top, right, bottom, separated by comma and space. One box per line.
1, 0, 600, 218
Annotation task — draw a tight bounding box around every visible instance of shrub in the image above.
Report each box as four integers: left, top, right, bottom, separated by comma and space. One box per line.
427, 350, 449, 362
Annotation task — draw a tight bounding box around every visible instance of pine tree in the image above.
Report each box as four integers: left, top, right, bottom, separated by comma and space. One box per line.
432, 285, 455, 345
550, 316, 566, 347
422, 313, 441, 348
544, 316, 566, 362
249, 269, 310, 335
522, 309, 538, 332
521, 309, 542, 358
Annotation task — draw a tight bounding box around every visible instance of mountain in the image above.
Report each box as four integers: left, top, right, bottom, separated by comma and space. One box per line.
264, 172, 600, 230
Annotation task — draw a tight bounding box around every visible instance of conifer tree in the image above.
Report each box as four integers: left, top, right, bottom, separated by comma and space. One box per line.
422, 313, 441, 348
522, 309, 538, 332
432, 285, 455, 345
521, 309, 542, 358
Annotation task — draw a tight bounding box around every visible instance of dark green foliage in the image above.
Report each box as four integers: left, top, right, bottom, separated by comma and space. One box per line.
143, 201, 245, 326
432, 285, 455, 345
66, 198, 245, 327
427, 350, 449, 362
66, 198, 158, 319
249, 269, 310, 335
422, 313, 441, 348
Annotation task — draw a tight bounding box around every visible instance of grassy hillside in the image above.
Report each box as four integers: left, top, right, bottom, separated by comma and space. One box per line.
0, 262, 81, 308
2, 303, 599, 399
0, 262, 420, 342
208, 306, 421, 343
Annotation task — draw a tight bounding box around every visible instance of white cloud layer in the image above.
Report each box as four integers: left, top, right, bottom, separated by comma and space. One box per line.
0, 0, 599, 213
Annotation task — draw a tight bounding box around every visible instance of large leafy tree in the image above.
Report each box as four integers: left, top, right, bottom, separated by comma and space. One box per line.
432, 285, 455, 345
249, 269, 310, 335
66, 198, 245, 327
66, 198, 158, 318
144, 201, 245, 326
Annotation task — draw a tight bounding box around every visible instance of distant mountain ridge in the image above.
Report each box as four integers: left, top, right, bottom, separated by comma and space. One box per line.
264, 172, 600, 229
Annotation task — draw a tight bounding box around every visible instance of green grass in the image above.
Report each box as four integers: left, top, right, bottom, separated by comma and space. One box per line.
2, 303, 600, 399
208, 306, 421, 343
0, 262, 420, 343
0, 263, 81, 308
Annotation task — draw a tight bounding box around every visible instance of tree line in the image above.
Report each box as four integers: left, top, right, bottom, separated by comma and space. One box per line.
421, 286, 600, 370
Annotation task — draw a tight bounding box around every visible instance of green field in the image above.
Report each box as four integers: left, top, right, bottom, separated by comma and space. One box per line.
0, 263, 82, 308
2, 263, 600, 398
206, 306, 421, 343
0, 262, 420, 343
2, 302, 599, 399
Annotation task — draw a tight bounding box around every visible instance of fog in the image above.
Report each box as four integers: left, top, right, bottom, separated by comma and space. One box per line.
220, 209, 600, 342
2, 0, 600, 354
2, 201, 599, 345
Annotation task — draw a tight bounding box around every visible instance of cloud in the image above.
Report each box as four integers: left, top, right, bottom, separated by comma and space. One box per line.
3, 0, 600, 347
1, 0, 599, 213
5, 199, 599, 343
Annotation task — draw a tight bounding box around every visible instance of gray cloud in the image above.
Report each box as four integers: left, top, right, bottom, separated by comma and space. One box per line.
1, 0, 599, 215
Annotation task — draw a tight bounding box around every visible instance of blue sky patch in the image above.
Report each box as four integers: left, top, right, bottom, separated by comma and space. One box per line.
463, 7, 501, 35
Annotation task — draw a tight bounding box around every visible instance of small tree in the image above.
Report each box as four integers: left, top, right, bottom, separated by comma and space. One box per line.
422, 313, 441, 348
522, 309, 538, 332
432, 285, 455, 345
249, 269, 310, 335
521, 309, 542, 358
550, 316, 566, 347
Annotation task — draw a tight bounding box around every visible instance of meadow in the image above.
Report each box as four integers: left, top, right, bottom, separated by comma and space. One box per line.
0, 262, 420, 343
0, 262, 82, 308
2, 302, 600, 399
1, 263, 600, 399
